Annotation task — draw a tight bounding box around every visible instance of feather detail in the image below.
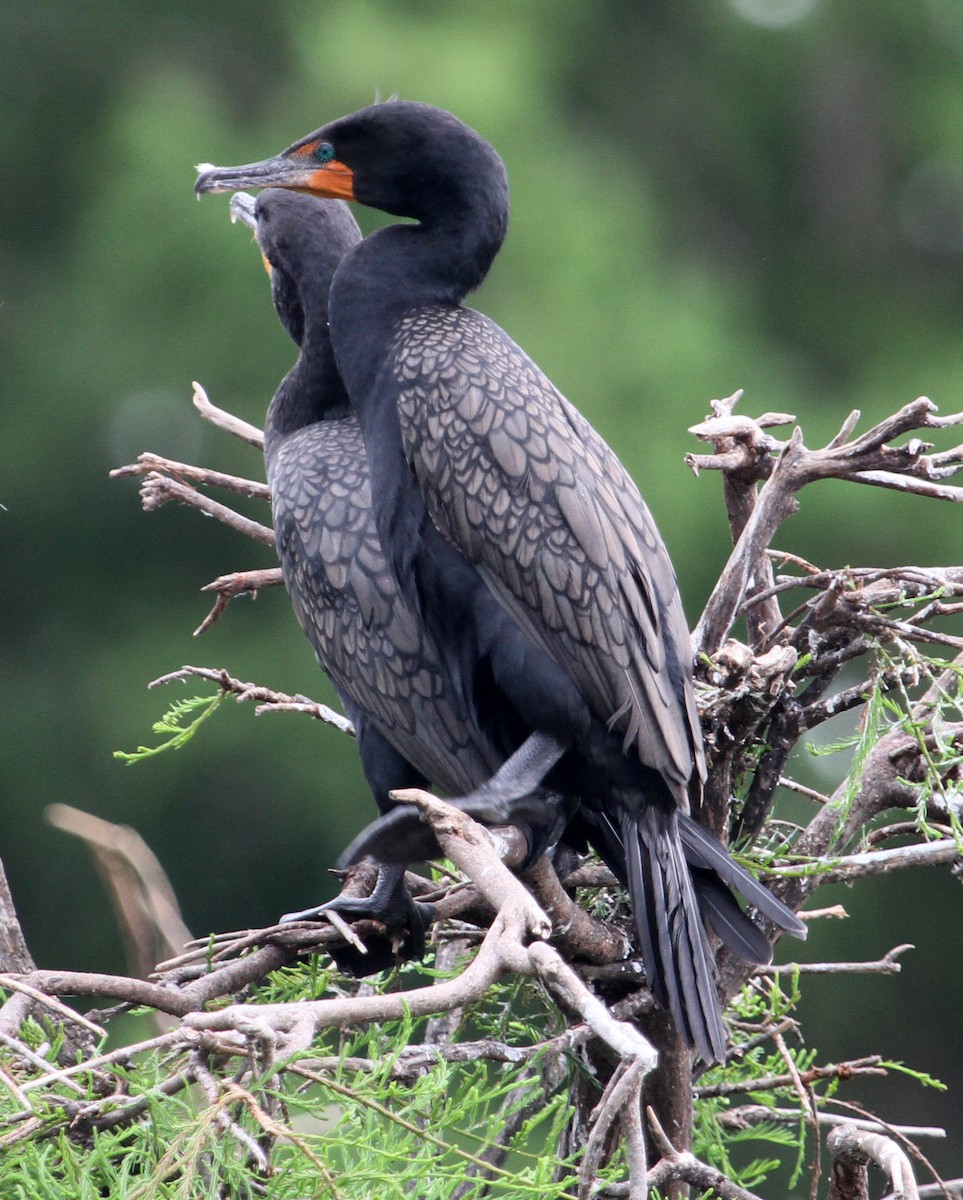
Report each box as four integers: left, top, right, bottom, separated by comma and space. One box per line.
678, 813, 807, 939
623, 808, 728, 1063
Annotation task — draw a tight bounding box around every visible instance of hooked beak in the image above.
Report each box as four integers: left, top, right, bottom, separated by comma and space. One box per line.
195, 153, 355, 201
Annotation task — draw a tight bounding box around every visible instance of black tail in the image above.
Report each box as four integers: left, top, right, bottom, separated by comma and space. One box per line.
622, 806, 728, 1063
595, 805, 807, 1063
677, 812, 808, 949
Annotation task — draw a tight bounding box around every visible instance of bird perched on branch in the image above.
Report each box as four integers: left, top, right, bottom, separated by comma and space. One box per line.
199, 103, 805, 1061
230, 187, 521, 955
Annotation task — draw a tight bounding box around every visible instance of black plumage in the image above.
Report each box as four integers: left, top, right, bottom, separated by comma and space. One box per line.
233, 188, 505, 939
199, 106, 805, 1061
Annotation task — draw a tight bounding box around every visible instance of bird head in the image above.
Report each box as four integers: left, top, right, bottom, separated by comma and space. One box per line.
196, 101, 508, 228
228, 188, 362, 347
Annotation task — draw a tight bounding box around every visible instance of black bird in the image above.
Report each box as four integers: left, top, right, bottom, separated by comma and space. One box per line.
198, 105, 805, 1061
232, 186, 514, 944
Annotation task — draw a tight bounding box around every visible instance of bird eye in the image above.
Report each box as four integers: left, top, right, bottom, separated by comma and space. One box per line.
314, 142, 335, 163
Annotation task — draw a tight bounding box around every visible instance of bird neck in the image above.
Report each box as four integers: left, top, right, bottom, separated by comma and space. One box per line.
264, 341, 351, 464
330, 203, 505, 409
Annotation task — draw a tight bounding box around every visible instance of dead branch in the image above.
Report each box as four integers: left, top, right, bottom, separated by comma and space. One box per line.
15, 1031, 180, 1094
0, 1031, 89, 1097
112, 383, 278, 641
134, 473, 275, 545
184, 911, 562, 1053
110, 452, 269, 501
184, 794, 656, 1070
828, 1122, 920, 1200
889, 1183, 963, 1200
720, 1107, 945, 1140
191, 380, 264, 447
717, 648, 963, 1005
695, 1054, 887, 1098
194, 567, 283, 635
579, 1058, 650, 1199
692, 395, 963, 656
0, 971, 194, 1021
522, 855, 631, 965
0, 858, 34, 976
45, 804, 192, 977
149, 665, 355, 737
803, 839, 961, 884
644, 1105, 766, 1200
757, 944, 914, 976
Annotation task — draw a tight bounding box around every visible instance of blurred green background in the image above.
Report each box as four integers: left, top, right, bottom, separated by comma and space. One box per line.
2, 0, 961, 1180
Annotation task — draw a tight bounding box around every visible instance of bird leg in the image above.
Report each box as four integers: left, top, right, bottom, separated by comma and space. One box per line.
339, 731, 573, 869
445, 730, 571, 820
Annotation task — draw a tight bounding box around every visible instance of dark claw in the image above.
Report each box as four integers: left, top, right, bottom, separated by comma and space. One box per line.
280, 862, 434, 975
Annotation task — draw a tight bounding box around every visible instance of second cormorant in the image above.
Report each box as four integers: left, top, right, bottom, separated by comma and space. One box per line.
232, 187, 512, 948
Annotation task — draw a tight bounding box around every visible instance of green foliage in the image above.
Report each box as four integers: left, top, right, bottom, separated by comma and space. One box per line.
113, 693, 223, 764
807, 648, 963, 848
0, 941, 945, 1198
0, 961, 600, 1199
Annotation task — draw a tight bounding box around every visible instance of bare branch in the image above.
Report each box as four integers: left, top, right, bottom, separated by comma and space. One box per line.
721, 1107, 945, 1140
522, 855, 631, 965
45, 804, 192, 977
757, 944, 915, 976
0, 857, 34, 975
135, 473, 275, 545
692, 397, 963, 656
889, 1182, 963, 1200
192, 380, 264, 448
110, 452, 269, 500
0, 970, 194, 1019
644, 1105, 767, 1200
695, 1055, 887, 1099
828, 1122, 920, 1200
579, 1059, 649, 1200
0, 1031, 88, 1096
148, 665, 355, 737
16, 1031, 181, 1094
194, 567, 283, 636
182, 796, 654, 1073
388, 789, 552, 939
768, 839, 962, 885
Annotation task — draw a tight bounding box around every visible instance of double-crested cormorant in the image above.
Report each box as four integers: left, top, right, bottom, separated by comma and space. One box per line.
232, 186, 511, 944
198, 104, 805, 1061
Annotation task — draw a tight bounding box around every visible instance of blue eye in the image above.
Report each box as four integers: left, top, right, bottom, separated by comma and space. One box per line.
314, 142, 335, 163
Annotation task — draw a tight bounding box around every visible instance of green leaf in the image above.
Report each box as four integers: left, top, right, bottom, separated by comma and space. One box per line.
113, 692, 222, 764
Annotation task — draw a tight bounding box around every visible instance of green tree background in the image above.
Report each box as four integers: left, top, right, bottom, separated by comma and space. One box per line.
2, 0, 960, 1178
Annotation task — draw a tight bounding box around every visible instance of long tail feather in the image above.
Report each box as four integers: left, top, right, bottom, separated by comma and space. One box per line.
678, 812, 807, 939
623, 807, 728, 1063
690, 868, 773, 963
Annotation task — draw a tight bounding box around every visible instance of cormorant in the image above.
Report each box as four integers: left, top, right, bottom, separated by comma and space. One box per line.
198, 105, 805, 1061
232, 187, 511, 946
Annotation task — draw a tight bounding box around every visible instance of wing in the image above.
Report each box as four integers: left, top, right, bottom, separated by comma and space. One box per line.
269, 416, 502, 797
392, 306, 704, 798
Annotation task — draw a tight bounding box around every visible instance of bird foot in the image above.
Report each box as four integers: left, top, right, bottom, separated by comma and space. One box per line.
281, 863, 434, 974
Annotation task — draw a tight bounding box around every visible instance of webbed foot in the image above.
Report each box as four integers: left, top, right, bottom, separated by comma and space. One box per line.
281, 862, 434, 975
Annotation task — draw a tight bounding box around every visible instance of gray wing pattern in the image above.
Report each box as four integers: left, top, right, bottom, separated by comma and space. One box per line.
392, 306, 704, 799
269, 416, 502, 797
